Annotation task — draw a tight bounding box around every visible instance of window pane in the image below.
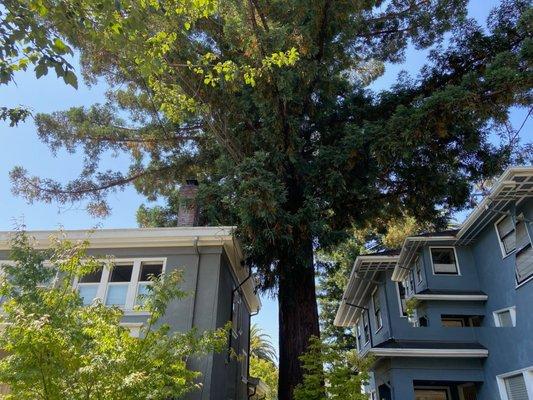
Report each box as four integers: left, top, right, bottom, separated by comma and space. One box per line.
78, 285, 98, 306
431, 248, 458, 274
109, 264, 133, 282
497, 215, 515, 238
442, 318, 464, 327
516, 221, 529, 250
504, 374, 528, 400
79, 267, 103, 283
516, 244, 533, 283
502, 233, 517, 254
373, 291, 380, 310
136, 283, 150, 306
139, 263, 163, 282
105, 284, 128, 306
497, 310, 513, 327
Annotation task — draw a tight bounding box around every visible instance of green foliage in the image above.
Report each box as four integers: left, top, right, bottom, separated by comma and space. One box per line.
294, 337, 373, 400
250, 357, 278, 400
405, 297, 421, 318
1, 1, 78, 125
4, 0, 533, 396
0, 231, 228, 400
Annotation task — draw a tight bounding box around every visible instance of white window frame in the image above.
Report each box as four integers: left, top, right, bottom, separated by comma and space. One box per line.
396, 282, 407, 318
496, 366, 533, 400
515, 215, 533, 287
73, 257, 167, 312
415, 256, 423, 284
495, 214, 516, 259
372, 287, 383, 333
493, 306, 516, 327
241, 350, 249, 383
429, 246, 461, 276
355, 318, 362, 351
362, 311, 370, 345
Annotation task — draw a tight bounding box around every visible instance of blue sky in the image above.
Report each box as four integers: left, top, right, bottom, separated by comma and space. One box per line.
0, 1, 531, 357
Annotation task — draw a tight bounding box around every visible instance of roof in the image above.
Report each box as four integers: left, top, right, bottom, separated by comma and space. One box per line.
368, 339, 489, 358
392, 166, 533, 281
334, 253, 399, 327
0, 226, 261, 313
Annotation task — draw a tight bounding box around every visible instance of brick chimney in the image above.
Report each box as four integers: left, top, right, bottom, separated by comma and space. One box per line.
177, 179, 199, 226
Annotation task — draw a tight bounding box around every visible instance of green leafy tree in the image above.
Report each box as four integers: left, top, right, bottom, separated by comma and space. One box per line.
294, 337, 373, 400
0, 231, 228, 399
250, 357, 278, 400
1, 1, 79, 126
5, 1, 533, 397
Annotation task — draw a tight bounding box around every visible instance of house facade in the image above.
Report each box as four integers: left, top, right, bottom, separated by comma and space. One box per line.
0, 226, 261, 400
335, 166, 533, 400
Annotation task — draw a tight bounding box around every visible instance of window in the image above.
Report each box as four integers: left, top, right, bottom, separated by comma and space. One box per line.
355, 320, 362, 351
74, 258, 166, 311
414, 388, 450, 400
516, 217, 533, 285
496, 214, 516, 257
397, 282, 408, 317
241, 350, 249, 382
415, 256, 423, 284
232, 292, 241, 337
77, 266, 103, 306
497, 368, 533, 400
372, 289, 382, 331
493, 307, 516, 327
105, 264, 133, 306
136, 262, 163, 306
362, 312, 370, 344
441, 315, 482, 327
430, 247, 459, 275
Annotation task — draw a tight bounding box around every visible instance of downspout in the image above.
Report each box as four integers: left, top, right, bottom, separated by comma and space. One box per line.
189, 237, 201, 330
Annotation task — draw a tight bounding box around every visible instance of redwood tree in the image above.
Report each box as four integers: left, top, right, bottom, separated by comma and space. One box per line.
5, 0, 532, 398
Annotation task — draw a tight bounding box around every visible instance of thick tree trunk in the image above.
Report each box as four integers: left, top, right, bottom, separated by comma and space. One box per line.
278, 238, 320, 400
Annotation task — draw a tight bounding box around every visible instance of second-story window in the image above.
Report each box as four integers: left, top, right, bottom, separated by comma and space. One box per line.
430, 247, 459, 275
355, 321, 362, 351
415, 256, 423, 284
372, 289, 382, 331
105, 263, 133, 307
496, 214, 516, 257
396, 282, 407, 317
362, 312, 370, 344
516, 217, 533, 285
74, 258, 166, 311
494, 307, 516, 327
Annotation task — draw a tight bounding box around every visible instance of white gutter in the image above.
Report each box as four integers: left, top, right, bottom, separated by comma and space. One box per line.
412, 294, 488, 301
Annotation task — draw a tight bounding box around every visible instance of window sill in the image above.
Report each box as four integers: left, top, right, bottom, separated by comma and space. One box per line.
123, 310, 152, 316
516, 274, 533, 289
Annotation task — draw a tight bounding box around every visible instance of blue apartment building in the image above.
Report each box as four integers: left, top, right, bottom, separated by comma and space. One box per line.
335, 166, 533, 400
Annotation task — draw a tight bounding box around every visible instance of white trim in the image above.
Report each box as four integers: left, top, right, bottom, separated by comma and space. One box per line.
516, 274, 533, 289
494, 214, 516, 259
368, 348, 488, 358
415, 256, 423, 285
371, 286, 383, 332
120, 322, 144, 338
396, 281, 408, 318
496, 366, 533, 400
74, 257, 167, 311
413, 294, 488, 301
457, 166, 533, 240
493, 306, 516, 327
429, 246, 461, 276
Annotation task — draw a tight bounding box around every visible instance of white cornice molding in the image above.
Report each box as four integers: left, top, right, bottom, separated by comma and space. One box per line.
412, 294, 488, 301
368, 348, 489, 358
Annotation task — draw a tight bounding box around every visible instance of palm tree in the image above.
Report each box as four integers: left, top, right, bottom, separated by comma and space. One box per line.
250, 324, 277, 364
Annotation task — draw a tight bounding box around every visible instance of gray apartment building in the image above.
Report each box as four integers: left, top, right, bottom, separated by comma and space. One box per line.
335, 166, 533, 400
0, 183, 264, 400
